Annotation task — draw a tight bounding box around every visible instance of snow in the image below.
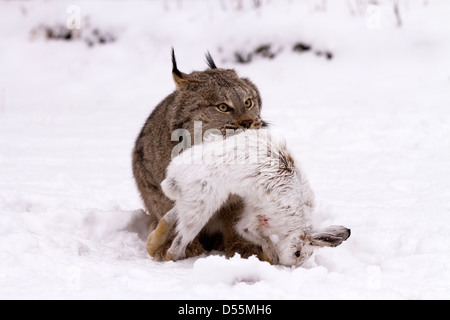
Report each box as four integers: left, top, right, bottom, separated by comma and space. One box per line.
1, 0, 450, 299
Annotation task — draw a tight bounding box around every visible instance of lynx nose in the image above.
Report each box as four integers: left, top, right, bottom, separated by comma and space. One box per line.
238, 119, 253, 129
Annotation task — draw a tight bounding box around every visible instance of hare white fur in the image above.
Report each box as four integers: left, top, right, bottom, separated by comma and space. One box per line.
149, 129, 350, 267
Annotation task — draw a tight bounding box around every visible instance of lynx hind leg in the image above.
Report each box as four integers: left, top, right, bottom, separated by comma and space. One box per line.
146, 207, 177, 258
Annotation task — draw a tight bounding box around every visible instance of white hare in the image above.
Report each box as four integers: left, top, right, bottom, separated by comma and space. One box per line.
147, 129, 350, 267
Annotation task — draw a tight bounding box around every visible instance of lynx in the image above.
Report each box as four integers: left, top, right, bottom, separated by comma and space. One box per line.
132, 49, 267, 260
147, 130, 351, 267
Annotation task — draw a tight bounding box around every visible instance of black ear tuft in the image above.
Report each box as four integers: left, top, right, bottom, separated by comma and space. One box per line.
205, 51, 218, 69
172, 48, 183, 78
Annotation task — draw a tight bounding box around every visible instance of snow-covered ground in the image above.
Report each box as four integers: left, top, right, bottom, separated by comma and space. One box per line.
1, 0, 450, 299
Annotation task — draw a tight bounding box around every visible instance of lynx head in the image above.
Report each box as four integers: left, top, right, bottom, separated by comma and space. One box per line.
170, 49, 266, 135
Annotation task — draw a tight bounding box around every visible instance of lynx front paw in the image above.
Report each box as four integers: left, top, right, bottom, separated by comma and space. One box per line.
225, 242, 263, 260
184, 237, 206, 258
151, 241, 173, 262
146, 220, 170, 258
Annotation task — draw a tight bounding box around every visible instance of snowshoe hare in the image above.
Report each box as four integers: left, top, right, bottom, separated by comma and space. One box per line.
147, 129, 350, 267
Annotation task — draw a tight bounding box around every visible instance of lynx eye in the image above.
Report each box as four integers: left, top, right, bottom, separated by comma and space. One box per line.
217, 103, 231, 113
295, 250, 301, 258
244, 98, 253, 108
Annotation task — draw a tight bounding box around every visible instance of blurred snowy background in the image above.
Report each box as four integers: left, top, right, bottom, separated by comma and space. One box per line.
0, 0, 449, 299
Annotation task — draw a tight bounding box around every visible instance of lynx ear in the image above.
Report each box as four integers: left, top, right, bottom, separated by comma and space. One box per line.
171, 48, 189, 90
205, 51, 217, 69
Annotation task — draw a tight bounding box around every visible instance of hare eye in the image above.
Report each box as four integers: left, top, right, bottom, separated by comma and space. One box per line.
295, 250, 301, 258
244, 99, 253, 108
217, 103, 230, 113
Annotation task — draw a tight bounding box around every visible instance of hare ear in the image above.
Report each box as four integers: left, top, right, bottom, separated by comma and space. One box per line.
171, 48, 189, 90
308, 226, 351, 248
